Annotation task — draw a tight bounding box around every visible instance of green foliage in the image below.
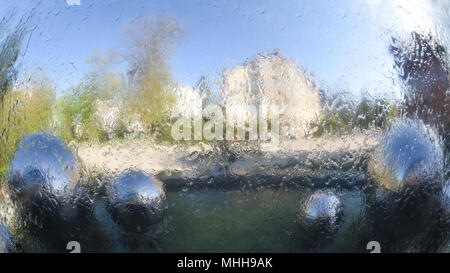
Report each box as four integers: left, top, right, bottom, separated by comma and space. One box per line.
353, 98, 398, 130
55, 75, 109, 143
309, 95, 399, 138
0, 16, 185, 151
56, 83, 95, 142
55, 51, 127, 143
124, 72, 176, 134
0, 80, 55, 175
310, 111, 352, 138
121, 16, 182, 140
309, 92, 354, 137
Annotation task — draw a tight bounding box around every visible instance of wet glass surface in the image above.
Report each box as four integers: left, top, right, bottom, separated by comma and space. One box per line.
0, 0, 448, 252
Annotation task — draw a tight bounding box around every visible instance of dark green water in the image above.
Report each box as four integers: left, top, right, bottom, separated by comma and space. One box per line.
11, 178, 447, 253
158, 184, 365, 252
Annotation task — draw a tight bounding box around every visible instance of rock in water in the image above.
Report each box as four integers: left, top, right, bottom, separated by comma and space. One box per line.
5, 134, 81, 252
368, 118, 444, 191
365, 119, 447, 252
108, 170, 166, 234
8, 133, 81, 202
304, 191, 343, 227
295, 190, 343, 251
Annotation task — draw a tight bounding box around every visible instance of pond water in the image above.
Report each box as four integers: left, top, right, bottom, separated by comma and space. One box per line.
160, 183, 364, 253
41, 177, 443, 253
32, 180, 367, 253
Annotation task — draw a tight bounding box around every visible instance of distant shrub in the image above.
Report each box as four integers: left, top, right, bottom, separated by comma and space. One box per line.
55, 81, 103, 142
353, 98, 398, 130
309, 93, 399, 138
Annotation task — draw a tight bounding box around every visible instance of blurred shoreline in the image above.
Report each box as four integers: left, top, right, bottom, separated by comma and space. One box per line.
77, 132, 380, 188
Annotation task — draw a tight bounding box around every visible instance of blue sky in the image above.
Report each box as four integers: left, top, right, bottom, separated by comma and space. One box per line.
1, 0, 448, 100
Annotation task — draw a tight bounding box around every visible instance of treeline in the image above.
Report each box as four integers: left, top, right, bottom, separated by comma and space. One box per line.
0, 16, 182, 174
56, 16, 182, 143
0, 14, 402, 177
309, 91, 399, 137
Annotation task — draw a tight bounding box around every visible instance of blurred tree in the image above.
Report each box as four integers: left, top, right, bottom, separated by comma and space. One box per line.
55, 51, 127, 142
309, 91, 354, 137
122, 16, 183, 139
195, 75, 217, 106
0, 12, 28, 103
84, 51, 124, 100
353, 98, 398, 130
309, 92, 398, 138
0, 78, 55, 174
0, 11, 34, 176
390, 32, 449, 146
55, 81, 103, 142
